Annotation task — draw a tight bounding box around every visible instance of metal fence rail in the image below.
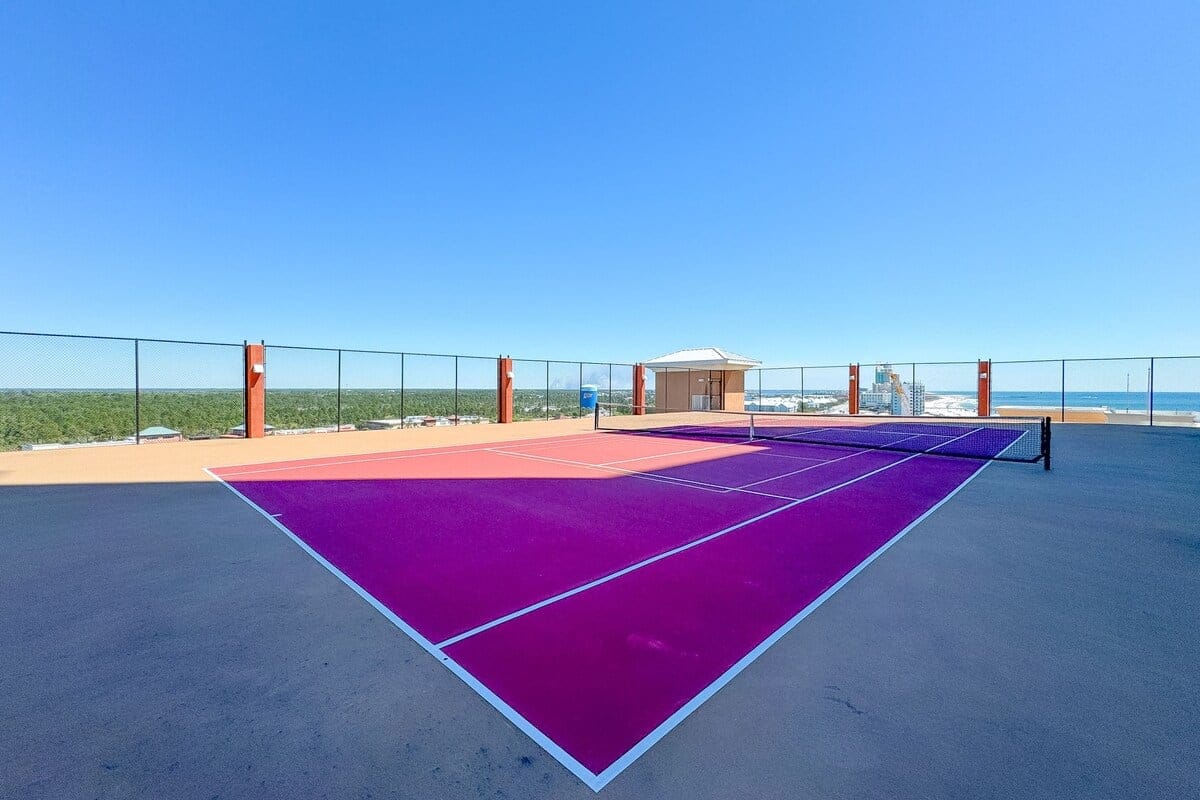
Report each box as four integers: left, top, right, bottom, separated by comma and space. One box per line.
0, 330, 639, 450
0, 330, 245, 450
2, 329, 1197, 451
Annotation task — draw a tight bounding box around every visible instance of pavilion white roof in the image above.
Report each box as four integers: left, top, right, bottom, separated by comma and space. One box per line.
643, 347, 760, 371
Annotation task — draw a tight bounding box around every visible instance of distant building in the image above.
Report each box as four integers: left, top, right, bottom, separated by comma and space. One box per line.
859, 390, 891, 411
363, 418, 406, 430
746, 400, 795, 413
137, 426, 182, 442
228, 423, 276, 436
862, 363, 925, 415
890, 383, 925, 415
643, 347, 761, 412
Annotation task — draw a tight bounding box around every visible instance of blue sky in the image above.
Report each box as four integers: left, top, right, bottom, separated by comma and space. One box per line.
1, 2, 1197, 367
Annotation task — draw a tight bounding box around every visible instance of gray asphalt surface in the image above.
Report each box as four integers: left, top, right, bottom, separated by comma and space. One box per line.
2, 425, 1197, 799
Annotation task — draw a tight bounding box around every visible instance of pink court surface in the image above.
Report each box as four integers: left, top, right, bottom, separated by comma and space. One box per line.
208, 429, 992, 791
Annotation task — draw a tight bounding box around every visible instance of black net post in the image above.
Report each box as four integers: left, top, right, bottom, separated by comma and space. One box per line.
400, 353, 406, 420
336, 349, 343, 431
454, 355, 460, 424
1042, 417, 1052, 470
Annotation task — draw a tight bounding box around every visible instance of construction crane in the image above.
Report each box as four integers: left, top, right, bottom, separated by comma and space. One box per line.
888, 371, 912, 415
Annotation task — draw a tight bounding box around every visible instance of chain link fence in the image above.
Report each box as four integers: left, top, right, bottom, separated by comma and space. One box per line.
0, 331, 246, 450
5, 330, 1197, 452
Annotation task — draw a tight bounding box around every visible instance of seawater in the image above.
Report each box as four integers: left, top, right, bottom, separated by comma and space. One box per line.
750, 390, 1200, 413
988, 391, 1199, 413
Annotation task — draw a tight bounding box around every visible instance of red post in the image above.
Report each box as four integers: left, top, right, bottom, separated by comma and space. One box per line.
244, 343, 266, 438
632, 364, 646, 414
848, 364, 860, 415
497, 357, 514, 423
977, 359, 991, 417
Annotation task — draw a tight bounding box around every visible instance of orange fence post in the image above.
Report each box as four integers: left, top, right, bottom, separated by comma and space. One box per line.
848, 364, 860, 415
977, 359, 991, 417
497, 357, 514, 423
243, 343, 266, 438
632, 364, 646, 414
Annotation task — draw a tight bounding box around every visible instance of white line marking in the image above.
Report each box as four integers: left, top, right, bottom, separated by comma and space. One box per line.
202, 466, 607, 791
731, 446, 880, 490
745, 450, 834, 462
435, 425, 983, 651
599, 440, 750, 466
203, 423, 989, 793
589, 456, 996, 789
487, 448, 800, 503
436, 498, 799, 649
214, 432, 603, 477
995, 428, 1032, 460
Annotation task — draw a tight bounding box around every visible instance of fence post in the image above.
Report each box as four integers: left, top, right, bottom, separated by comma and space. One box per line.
848, 364, 859, 414
400, 353, 405, 421
544, 361, 550, 420
243, 342, 266, 438
454, 355, 459, 425
633, 364, 646, 413
977, 359, 991, 417
242, 340, 248, 438
134, 339, 141, 443
1149, 358, 1155, 426
497, 356, 514, 423
1060, 360, 1066, 423
336, 349, 342, 431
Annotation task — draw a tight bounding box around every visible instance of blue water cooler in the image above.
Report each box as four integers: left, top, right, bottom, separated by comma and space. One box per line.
580, 384, 598, 411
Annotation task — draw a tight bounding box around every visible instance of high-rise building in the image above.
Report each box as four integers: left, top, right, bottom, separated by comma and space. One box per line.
890, 382, 925, 415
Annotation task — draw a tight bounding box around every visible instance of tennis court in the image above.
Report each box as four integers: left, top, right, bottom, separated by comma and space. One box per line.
208, 411, 1049, 790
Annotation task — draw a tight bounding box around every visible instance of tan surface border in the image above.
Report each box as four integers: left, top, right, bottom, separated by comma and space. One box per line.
0, 418, 595, 486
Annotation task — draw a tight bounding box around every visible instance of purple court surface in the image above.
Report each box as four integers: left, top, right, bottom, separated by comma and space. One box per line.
208, 427, 1009, 790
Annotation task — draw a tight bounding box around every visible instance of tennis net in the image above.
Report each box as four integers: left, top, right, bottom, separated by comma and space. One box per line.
594, 404, 1051, 468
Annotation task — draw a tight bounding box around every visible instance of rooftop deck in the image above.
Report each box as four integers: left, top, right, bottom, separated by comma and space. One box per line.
2, 422, 1196, 799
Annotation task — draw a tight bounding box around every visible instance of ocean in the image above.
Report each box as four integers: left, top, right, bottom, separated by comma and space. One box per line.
988, 391, 1200, 413
749, 390, 1200, 413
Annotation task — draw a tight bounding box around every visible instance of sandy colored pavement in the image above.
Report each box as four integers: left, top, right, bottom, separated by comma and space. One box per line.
0, 418, 595, 486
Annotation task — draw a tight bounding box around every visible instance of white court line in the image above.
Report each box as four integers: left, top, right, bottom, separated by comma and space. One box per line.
731, 446, 879, 490
994, 427, 1032, 460
741, 429, 942, 482
595, 431, 830, 463
589, 456, 996, 789
600, 440, 757, 466
487, 448, 800, 503
214, 432, 604, 477
202, 466, 606, 791
744, 449, 836, 462
436, 424, 983, 651
204, 422, 987, 792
